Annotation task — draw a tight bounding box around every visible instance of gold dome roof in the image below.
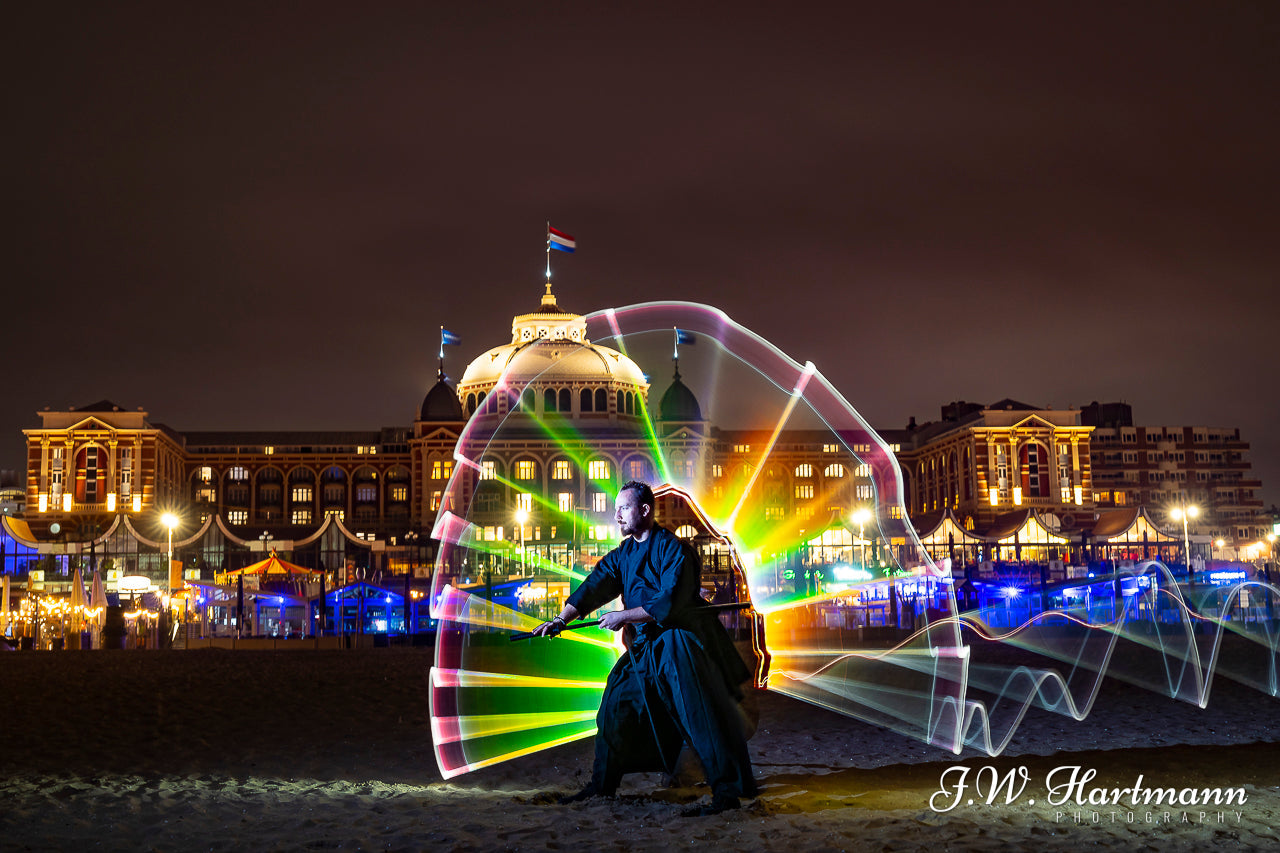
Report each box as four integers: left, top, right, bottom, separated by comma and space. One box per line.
457, 284, 649, 398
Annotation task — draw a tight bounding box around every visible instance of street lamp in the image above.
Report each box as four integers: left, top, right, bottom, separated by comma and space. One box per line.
405, 530, 420, 578
852, 507, 871, 570
1170, 503, 1199, 581
514, 508, 529, 576
161, 512, 179, 586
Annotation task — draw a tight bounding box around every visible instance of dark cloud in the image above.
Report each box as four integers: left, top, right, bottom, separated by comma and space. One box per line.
4, 2, 1277, 504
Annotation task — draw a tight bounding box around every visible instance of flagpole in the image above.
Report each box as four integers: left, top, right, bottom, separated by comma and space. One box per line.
545, 220, 551, 282
438, 325, 446, 378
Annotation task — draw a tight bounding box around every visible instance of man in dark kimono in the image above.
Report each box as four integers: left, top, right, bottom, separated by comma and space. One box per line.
532, 481, 756, 816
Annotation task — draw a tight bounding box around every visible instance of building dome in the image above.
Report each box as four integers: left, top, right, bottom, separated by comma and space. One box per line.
420, 371, 464, 421
456, 283, 649, 419
658, 365, 702, 421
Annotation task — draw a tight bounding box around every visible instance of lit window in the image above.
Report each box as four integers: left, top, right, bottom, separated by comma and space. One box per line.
391, 485, 408, 501
558, 492, 573, 512
823, 444, 839, 453
795, 483, 814, 499
430, 492, 441, 511
712, 464, 724, 478
119, 448, 133, 497
825, 463, 845, 478
592, 492, 607, 512
855, 463, 871, 477
764, 507, 785, 520
291, 486, 313, 503
480, 460, 497, 480
228, 466, 248, 481
795, 464, 814, 478
516, 460, 536, 480
228, 509, 248, 524
516, 493, 533, 512
552, 460, 572, 480
292, 508, 312, 525
855, 484, 873, 500
588, 460, 611, 480
733, 444, 751, 453
627, 460, 648, 480
264, 446, 274, 455
431, 459, 455, 480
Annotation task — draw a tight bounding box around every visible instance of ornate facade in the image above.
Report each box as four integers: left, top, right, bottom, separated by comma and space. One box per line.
14, 287, 1271, 589
889, 399, 1096, 533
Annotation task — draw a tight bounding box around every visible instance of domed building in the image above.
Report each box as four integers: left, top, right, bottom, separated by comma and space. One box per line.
456, 282, 650, 425
439, 284, 664, 569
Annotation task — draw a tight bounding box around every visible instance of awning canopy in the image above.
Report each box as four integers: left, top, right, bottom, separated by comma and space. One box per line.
222, 552, 322, 577
1094, 507, 1201, 544
914, 508, 986, 545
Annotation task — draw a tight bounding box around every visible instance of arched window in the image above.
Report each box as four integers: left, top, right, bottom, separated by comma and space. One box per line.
595, 389, 607, 412
559, 388, 571, 412
522, 388, 535, 411
466, 393, 476, 414
616, 390, 624, 413
1020, 444, 1050, 497
544, 388, 557, 412
580, 388, 593, 412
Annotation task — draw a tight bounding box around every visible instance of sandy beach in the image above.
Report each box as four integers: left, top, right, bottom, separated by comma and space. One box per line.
2, 646, 1279, 852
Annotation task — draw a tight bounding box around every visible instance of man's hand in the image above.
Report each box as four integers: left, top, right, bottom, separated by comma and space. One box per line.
598, 606, 652, 632
532, 605, 580, 638
532, 616, 567, 638
598, 610, 629, 632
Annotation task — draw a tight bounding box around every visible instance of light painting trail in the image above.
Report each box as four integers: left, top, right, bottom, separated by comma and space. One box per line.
429, 300, 1279, 780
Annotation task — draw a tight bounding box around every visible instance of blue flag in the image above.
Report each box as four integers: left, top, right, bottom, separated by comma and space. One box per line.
675, 329, 697, 346
441, 329, 462, 347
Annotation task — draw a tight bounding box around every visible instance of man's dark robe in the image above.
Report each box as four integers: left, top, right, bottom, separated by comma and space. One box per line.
566, 525, 756, 798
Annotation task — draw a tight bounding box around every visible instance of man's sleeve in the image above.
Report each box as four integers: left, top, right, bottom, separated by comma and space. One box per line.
566, 551, 622, 615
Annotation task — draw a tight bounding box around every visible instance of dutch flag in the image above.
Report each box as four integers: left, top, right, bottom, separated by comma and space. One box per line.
548, 226, 576, 253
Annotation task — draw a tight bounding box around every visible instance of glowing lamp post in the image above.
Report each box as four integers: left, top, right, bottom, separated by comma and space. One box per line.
161, 512, 179, 590
515, 508, 529, 576
1170, 504, 1199, 582
852, 507, 872, 570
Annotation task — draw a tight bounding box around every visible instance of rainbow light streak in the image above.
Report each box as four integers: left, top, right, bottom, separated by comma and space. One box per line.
726, 361, 816, 532
430, 300, 1279, 779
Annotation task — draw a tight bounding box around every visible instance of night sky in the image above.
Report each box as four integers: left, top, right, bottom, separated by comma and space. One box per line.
7, 3, 1278, 506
